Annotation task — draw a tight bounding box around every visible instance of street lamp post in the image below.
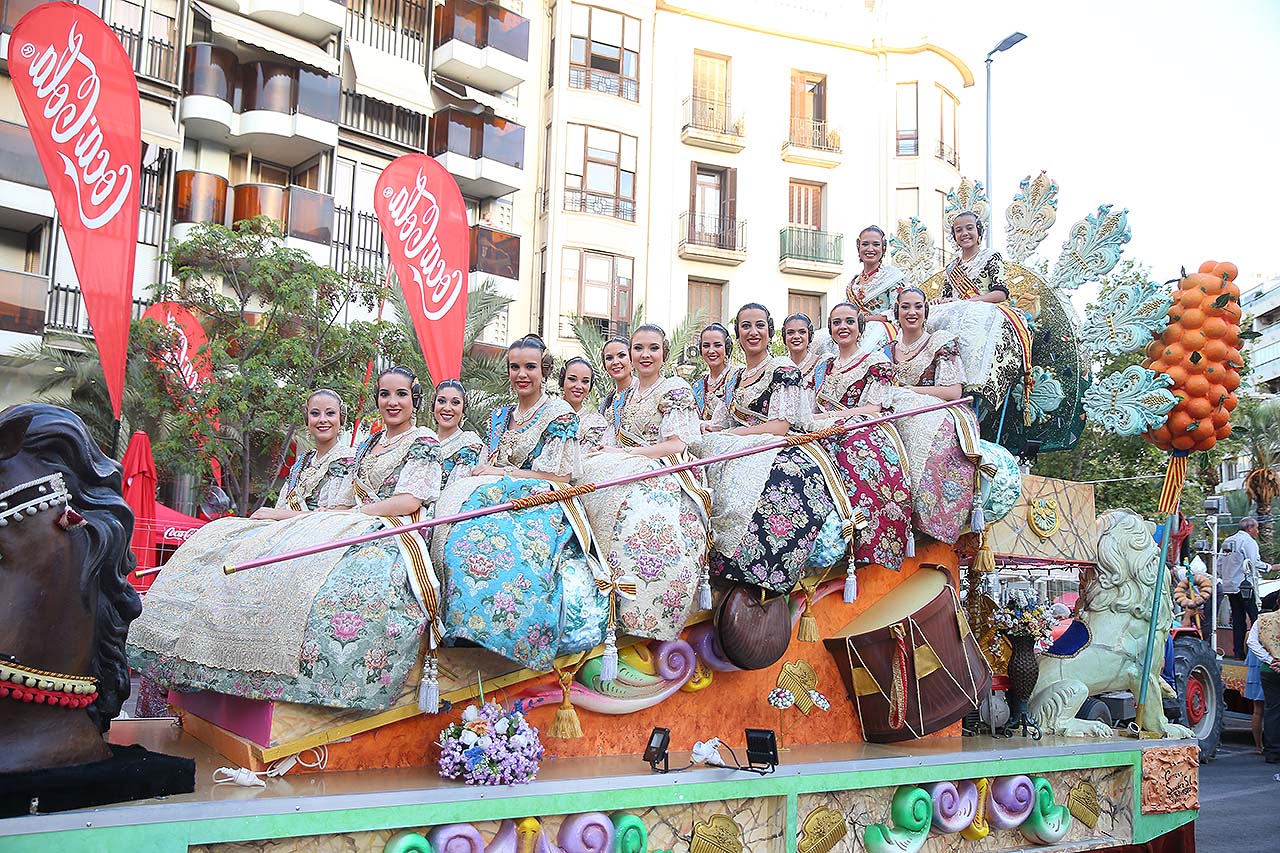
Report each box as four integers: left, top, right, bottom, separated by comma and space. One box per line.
984, 32, 1027, 246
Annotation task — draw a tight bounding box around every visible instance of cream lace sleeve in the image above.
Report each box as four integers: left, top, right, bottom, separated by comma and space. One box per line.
859, 362, 895, 410
766, 369, 814, 431
530, 413, 583, 478
658, 383, 702, 445
933, 338, 967, 387
390, 437, 444, 503
315, 457, 356, 508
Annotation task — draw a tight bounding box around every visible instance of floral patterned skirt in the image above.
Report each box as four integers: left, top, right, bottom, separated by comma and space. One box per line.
441, 477, 603, 672
910, 418, 977, 544
579, 454, 708, 640
822, 421, 912, 570
128, 539, 428, 711
709, 447, 837, 593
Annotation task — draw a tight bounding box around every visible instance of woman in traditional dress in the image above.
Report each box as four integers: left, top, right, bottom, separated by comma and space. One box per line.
435, 336, 604, 672
692, 323, 732, 421
845, 225, 905, 354
128, 370, 446, 712
251, 389, 353, 519
811, 303, 911, 572
560, 356, 608, 447
697, 304, 849, 596
940, 213, 1007, 303
431, 379, 484, 490
887, 288, 982, 545
599, 337, 633, 420
577, 324, 712, 642
783, 312, 822, 388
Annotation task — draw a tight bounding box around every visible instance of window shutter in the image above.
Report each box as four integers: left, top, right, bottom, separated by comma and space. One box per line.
724, 168, 737, 248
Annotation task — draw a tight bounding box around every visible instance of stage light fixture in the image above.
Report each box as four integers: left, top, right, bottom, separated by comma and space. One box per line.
744, 728, 778, 773
643, 727, 671, 772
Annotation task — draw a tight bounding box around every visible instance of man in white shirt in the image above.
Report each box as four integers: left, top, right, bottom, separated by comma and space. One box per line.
1221, 517, 1265, 659
1249, 591, 1280, 763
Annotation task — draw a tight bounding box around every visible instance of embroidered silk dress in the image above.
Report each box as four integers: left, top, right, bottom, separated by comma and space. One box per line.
576, 376, 711, 640
930, 247, 1033, 422
692, 369, 730, 421
812, 352, 912, 570
435, 398, 606, 671
697, 357, 848, 593
437, 429, 484, 489
789, 351, 823, 389
128, 428, 445, 712
815, 265, 906, 360
276, 446, 354, 511
888, 333, 981, 544
576, 408, 609, 447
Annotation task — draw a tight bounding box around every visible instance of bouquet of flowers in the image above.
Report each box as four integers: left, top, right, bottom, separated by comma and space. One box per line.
992, 597, 1056, 647
438, 701, 544, 786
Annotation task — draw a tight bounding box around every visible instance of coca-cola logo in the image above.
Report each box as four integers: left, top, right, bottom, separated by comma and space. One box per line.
16, 21, 132, 231
162, 311, 203, 392
381, 170, 464, 321
163, 526, 197, 541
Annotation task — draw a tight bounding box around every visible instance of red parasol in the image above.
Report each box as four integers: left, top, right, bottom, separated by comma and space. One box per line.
121, 431, 157, 568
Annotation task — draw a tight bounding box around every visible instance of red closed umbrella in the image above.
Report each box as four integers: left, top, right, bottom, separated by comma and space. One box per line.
120, 431, 158, 590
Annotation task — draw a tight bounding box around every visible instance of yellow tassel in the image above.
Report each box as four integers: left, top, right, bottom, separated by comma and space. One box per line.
797, 590, 820, 642
548, 668, 583, 739
973, 531, 996, 575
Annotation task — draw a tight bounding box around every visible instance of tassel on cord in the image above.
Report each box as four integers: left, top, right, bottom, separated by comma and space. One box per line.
548, 664, 584, 739
697, 561, 713, 611
797, 589, 820, 643
600, 596, 619, 683
973, 531, 996, 576
971, 500, 985, 535
417, 631, 440, 714
843, 570, 858, 604
906, 530, 916, 558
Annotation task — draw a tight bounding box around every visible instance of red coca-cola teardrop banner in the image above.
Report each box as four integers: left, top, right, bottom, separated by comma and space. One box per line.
141, 301, 221, 482
372, 154, 469, 383
8, 4, 142, 418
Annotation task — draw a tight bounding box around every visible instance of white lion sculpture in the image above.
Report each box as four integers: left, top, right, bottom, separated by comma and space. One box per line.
1029, 508, 1195, 739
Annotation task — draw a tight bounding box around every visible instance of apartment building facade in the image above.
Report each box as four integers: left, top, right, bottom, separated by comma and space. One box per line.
0, 0, 969, 410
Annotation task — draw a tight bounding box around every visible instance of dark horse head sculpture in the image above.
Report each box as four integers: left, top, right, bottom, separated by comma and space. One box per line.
0, 404, 139, 774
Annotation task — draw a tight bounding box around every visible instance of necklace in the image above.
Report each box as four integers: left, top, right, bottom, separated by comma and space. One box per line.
859, 264, 881, 284
374, 428, 414, 454
512, 394, 547, 428
835, 351, 867, 371
739, 359, 771, 388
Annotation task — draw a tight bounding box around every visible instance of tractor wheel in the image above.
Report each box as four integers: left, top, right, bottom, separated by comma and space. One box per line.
1173, 634, 1224, 761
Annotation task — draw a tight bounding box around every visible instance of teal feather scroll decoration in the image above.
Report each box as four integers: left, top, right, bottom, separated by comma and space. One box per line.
1016, 366, 1065, 424
1081, 278, 1173, 356
863, 786, 932, 853
1020, 777, 1073, 844
1083, 365, 1177, 435
1051, 204, 1132, 291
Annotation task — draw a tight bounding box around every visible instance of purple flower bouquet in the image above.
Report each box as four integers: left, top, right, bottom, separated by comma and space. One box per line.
438, 701, 544, 785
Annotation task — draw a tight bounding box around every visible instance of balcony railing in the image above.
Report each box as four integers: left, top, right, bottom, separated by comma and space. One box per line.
233, 183, 288, 227
0, 119, 48, 189
175, 172, 333, 244
340, 89, 425, 148
683, 97, 743, 137
427, 108, 524, 167
779, 226, 843, 265
183, 45, 340, 122
563, 190, 635, 222
0, 269, 49, 336
433, 0, 529, 60
936, 140, 960, 168
568, 66, 638, 102
109, 25, 176, 84
679, 212, 746, 252
331, 206, 387, 273
174, 170, 229, 226
45, 283, 150, 337
896, 131, 918, 156
470, 224, 519, 279
346, 0, 428, 65
287, 186, 335, 244
787, 117, 840, 152
1, 0, 43, 33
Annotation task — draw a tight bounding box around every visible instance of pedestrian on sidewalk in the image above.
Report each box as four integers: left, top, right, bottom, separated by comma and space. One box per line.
1220, 517, 1267, 659
1249, 591, 1280, 763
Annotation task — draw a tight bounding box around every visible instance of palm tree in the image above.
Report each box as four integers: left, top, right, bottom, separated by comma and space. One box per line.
1240, 399, 1280, 551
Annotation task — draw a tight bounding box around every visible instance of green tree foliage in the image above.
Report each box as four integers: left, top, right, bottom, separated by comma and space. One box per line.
147, 218, 397, 514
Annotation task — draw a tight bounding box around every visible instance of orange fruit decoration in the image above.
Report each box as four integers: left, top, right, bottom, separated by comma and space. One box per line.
1142, 261, 1243, 453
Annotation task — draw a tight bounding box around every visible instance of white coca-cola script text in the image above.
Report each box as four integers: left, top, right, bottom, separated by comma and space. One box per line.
382, 169, 464, 321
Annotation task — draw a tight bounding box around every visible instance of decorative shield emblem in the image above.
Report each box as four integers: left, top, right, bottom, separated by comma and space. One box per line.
1029, 497, 1061, 540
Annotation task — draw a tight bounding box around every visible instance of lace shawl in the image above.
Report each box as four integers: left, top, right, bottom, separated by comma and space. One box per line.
275, 447, 355, 510
816, 351, 894, 412
893, 333, 966, 388
847, 264, 906, 312
438, 429, 484, 488
943, 247, 1008, 298
611, 376, 701, 446
488, 397, 582, 478
791, 352, 823, 390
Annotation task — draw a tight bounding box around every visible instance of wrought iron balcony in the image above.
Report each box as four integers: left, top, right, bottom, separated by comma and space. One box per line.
110, 25, 177, 84
678, 212, 746, 265
779, 226, 843, 278
781, 117, 841, 168
345, 0, 428, 65
340, 89, 426, 148
936, 140, 960, 168
568, 66, 638, 102
681, 97, 745, 152
563, 189, 635, 222
44, 283, 149, 338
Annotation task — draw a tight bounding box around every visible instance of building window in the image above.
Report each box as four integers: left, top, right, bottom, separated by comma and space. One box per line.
788, 179, 823, 230
683, 164, 740, 250
564, 123, 637, 221
937, 85, 959, 166
896, 82, 918, 156
688, 52, 734, 133
895, 187, 919, 221
788, 290, 823, 322
688, 278, 724, 326
562, 247, 633, 337
936, 188, 950, 265
138, 146, 170, 246
109, 0, 177, 82
789, 71, 836, 150
568, 4, 640, 102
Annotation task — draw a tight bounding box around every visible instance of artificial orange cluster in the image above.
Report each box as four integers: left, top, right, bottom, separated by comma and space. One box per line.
1143, 261, 1243, 453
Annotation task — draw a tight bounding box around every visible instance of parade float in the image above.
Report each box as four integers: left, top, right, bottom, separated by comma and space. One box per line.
0, 7, 1238, 852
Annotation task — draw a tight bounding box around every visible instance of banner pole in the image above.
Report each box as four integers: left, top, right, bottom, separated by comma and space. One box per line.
225, 396, 972, 575
111, 418, 123, 458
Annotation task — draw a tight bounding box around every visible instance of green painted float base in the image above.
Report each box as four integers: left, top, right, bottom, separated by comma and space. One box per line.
0, 721, 1196, 853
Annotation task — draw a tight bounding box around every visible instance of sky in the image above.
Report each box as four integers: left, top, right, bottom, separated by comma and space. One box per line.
885, 0, 1280, 292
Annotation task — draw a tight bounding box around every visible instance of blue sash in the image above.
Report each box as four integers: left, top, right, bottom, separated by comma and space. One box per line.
814, 358, 830, 393
486, 406, 511, 458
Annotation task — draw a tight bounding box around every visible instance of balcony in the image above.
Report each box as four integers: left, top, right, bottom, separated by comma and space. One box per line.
470, 224, 519, 289
568, 65, 638, 102
44, 283, 150, 339
346, 0, 428, 65
0, 120, 48, 191
563, 190, 634, 223
180, 44, 339, 165
198, 0, 344, 41
780, 117, 842, 168
427, 108, 524, 198
110, 25, 177, 84
340, 89, 426, 149
936, 140, 960, 169
172, 171, 333, 248
678, 212, 746, 266
432, 0, 529, 93
0, 269, 49, 337
779, 226, 843, 278
681, 97, 744, 153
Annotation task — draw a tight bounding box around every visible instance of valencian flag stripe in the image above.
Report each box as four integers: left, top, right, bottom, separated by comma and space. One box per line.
8, 4, 142, 419
373, 154, 469, 383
